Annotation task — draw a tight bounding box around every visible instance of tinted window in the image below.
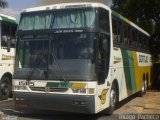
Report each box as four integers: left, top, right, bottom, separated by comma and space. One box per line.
99, 9, 110, 34
112, 18, 118, 43
19, 8, 96, 30
1, 22, 17, 48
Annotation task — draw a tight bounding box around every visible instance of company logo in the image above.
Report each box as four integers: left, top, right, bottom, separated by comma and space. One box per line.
45, 87, 50, 93
99, 89, 108, 104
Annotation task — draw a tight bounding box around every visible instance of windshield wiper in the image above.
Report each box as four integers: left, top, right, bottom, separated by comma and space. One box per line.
27, 52, 69, 83
51, 53, 68, 83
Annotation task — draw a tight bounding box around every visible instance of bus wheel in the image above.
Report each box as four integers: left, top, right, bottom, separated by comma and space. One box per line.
106, 84, 118, 115
0, 76, 11, 100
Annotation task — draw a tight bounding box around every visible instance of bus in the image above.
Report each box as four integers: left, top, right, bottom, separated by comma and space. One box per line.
13, 3, 152, 114
0, 13, 17, 100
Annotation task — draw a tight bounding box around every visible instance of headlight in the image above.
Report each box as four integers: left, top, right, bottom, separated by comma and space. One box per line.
71, 83, 95, 94
72, 88, 94, 94
72, 88, 86, 94
80, 89, 86, 93
72, 88, 79, 93
13, 86, 27, 91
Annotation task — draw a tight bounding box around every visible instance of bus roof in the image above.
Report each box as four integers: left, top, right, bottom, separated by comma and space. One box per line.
0, 13, 17, 24
21, 2, 110, 12
21, 2, 150, 37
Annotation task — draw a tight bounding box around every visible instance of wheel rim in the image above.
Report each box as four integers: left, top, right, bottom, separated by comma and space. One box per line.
142, 80, 147, 93
142, 80, 145, 93
0, 81, 10, 96
110, 89, 116, 108
144, 80, 147, 91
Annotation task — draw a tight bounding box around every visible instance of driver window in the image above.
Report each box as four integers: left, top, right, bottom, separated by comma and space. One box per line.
98, 34, 110, 85
98, 8, 110, 34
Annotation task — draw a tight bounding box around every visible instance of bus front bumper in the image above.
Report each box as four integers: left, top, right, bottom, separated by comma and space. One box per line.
13, 92, 95, 114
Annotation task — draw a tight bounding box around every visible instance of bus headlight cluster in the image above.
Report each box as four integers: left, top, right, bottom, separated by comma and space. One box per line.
72, 88, 86, 93
14, 86, 27, 91
72, 88, 94, 94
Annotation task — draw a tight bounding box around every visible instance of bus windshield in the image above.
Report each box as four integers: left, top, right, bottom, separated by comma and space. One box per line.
18, 8, 96, 30
15, 33, 97, 81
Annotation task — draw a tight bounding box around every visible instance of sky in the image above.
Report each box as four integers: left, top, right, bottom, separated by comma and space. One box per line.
0, 0, 111, 21
0, 0, 38, 20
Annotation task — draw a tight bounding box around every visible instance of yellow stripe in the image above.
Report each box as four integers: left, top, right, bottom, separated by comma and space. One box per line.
132, 51, 152, 91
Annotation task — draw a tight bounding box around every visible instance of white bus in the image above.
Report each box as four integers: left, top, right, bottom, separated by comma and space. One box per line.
0, 13, 17, 100
13, 3, 152, 114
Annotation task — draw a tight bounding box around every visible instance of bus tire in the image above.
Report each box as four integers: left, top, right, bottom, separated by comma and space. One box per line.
106, 83, 118, 115
138, 79, 147, 97
0, 76, 12, 100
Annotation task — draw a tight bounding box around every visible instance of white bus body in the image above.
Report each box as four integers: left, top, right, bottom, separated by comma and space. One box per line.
0, 13, 17, 100
13, 3, 152, 114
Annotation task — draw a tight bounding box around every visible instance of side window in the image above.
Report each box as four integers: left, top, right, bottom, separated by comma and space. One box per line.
112, 16, 122, 44
1, 23, 10, 48
99, 9, 110, 34
1, 22, 17, 49
117, 21, 122, 43
138, 33, 143, 48
123, 24, 128, 45
144, 36, 149, 50
11, 25, 17, 48
128, 27, 132, 45
141, 35, 145, 49
132, 30, 137, 47
112, 18, 118, 44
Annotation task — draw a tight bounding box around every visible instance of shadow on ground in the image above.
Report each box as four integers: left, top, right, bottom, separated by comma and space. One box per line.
1, 109, 120, 120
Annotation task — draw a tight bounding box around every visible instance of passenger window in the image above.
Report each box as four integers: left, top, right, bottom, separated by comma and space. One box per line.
112, 17, 122, 44
123, 24, 128, 45
138, 34, 143, 48
144, 37, 149, 49
117, 22, 122, 43
112, 18, 118, 44
1, 22, 17, 48
128, 28, 132, 45
132, 30, 137, 47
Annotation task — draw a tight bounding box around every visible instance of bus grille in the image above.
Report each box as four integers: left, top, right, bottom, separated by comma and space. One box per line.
29, 87, 68, 92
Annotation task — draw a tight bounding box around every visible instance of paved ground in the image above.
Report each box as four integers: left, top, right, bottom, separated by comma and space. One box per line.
114, 91, 160, 114
0, 91, 160, 120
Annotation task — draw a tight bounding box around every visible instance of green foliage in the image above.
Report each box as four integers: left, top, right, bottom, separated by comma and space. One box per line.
0, 0, 7, 8
111, 0, 160, 35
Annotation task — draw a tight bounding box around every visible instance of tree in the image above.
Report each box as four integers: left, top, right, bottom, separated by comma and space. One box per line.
111, 0, 160, 34
0, 0, 7, 8
111, 0, 160, 60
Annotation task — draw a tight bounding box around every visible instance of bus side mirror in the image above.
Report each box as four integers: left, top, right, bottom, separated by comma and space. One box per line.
7, 38, 11, 52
